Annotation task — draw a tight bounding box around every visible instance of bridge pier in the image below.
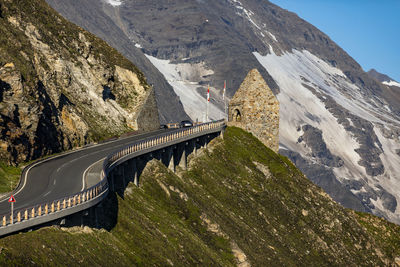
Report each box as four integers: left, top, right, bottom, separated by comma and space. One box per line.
116, 165, 124, 191
166, 147, 175, 172
135, 156, 146, 184
93, 206, 99, 229
198, 135, 207, 149
178, 143, 187, 170
109, 172, 115, 192
220, 127, 225, 139
121, 163, 127, 189
132, 159, 138, 186
153, 150, 162, 161
193, 139, 198, 156
106, 124, 224, 193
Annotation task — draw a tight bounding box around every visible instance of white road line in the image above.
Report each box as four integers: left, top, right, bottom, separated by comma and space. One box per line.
81, 157, 106, 191
0, 155, 58, 203
43, 191, 51, 197
0, 129, 167, 203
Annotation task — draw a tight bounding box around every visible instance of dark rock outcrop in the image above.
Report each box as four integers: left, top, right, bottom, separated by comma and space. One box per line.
280, 149, 367, 212
297, 124, 343, 168
45, 0, 190, 123
367, 69, 394, 83
0, 0, 159, 164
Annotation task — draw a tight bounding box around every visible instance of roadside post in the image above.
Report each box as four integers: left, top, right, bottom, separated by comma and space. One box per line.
8, 195, 16, 224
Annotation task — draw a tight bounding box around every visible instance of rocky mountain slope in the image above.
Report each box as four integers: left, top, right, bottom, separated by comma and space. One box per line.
2, 127, 400, 266
368, 69, 400, 88
0, 0, 160, 164
367, 69, 400, 110
44, 0, 190, 124
45, 0, 400, 223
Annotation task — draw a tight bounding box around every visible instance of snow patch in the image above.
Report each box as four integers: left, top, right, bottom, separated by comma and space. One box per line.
229, 0, 261, 30
383, 80, 400, 87
266, 31, 277, 42
145, 55, 226, 121
228, 0, 278, 43
104, 0, 123, 7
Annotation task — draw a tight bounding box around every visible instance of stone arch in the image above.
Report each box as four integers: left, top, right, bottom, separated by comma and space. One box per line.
233, 108, 242, 122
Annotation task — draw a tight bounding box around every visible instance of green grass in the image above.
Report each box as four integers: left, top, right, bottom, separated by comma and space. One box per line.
0, 127, 400, 266
0, 162, 22, 193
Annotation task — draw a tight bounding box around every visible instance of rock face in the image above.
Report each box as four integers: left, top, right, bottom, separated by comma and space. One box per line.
0, 0, 159, 164
45, 0, 190, 123
367, 69, 394, 84
135, 87, 160, 132
228, 69, 279, 152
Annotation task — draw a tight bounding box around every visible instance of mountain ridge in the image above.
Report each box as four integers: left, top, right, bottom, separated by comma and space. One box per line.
368, 69, 400, 88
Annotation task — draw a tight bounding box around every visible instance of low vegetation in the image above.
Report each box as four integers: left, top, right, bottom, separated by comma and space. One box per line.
0, 127, 400, 266
0, 162, 21, 194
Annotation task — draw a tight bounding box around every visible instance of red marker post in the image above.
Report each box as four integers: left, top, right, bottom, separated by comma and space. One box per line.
8, 195, 16, 224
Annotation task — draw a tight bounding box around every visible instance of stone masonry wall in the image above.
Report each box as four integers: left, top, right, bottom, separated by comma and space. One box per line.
228, 69, 279, 152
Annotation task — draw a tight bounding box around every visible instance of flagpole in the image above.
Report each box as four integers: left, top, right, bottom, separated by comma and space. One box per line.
223, 80, 227, 119
206, 84, 209, 122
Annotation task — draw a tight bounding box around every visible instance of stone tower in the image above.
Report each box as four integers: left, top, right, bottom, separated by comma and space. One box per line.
228, 69, 279, 151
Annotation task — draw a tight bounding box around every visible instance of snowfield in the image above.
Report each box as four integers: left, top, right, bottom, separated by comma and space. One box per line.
254, 49, 400, 222
145, 55, 227, 122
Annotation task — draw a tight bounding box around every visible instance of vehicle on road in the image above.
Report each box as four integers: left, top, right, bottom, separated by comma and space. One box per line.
180, 120, 193, 128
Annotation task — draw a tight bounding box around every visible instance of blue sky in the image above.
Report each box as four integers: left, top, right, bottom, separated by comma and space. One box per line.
269, 0, 400, 82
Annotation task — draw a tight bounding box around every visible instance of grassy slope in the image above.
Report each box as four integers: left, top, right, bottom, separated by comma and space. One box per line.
0, 162, 21, 193
0, 127, 399, 265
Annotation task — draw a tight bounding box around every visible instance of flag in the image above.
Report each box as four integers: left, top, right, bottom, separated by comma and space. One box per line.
223, 80, 226, 100
207, 86, 210, 102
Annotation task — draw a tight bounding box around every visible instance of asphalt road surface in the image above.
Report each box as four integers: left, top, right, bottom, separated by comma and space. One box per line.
0, 129, 174, 215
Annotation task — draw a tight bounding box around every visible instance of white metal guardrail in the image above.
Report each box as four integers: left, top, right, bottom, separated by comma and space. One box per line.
0, 120, 225, 236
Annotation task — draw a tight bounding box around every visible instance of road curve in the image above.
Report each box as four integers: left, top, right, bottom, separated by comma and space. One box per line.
0, 129, 174, 215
